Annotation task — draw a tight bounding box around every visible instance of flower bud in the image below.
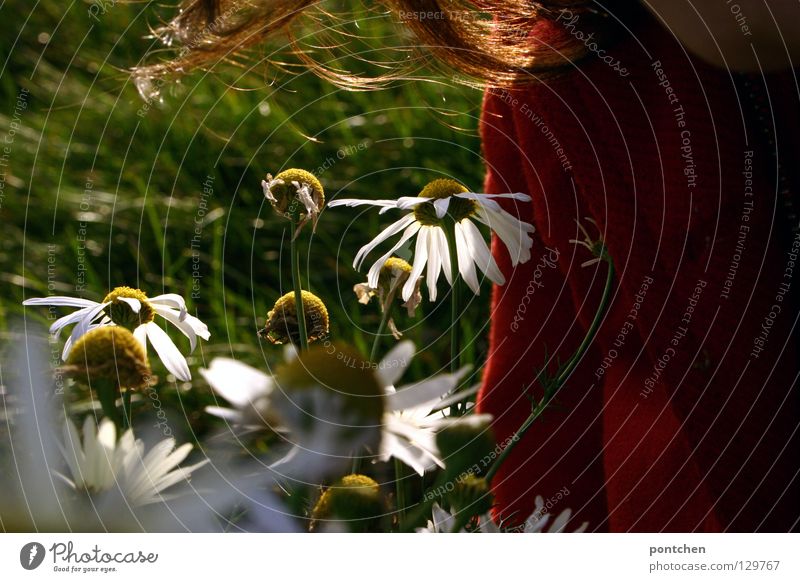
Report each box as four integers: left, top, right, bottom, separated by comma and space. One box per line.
64, 326, 152, 389
311, 474, 384, 532
259, 290, 329, 345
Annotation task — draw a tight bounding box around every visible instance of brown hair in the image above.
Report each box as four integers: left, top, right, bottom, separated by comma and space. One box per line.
133, 0, 623, 90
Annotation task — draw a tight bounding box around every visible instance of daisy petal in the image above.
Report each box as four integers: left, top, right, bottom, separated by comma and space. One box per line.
454, 222, 480, 294
353, 214, 415, 270
23, 296, 98, 308
144, 322, 191, 381
377, 340, 415, 386
200, 358, 272, 408
455, 192, 531, 202
117, 297, 141, 313
433, 198, 450, 218
403, 227, 429, 301
460, 218, 505, 285
149, 294, 188, 319
366, 222, 421, 289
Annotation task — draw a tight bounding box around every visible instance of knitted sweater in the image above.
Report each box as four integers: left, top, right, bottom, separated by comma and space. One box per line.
476, 13, 800, 532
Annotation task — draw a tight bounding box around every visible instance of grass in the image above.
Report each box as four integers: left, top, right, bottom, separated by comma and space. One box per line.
0, 0, 491, 442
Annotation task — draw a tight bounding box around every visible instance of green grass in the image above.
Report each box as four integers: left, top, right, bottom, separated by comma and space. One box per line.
0, 0, 490, 441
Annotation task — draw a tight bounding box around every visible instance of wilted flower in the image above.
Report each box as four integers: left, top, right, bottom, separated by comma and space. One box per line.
569, 216, 609, 267
353, 256, 422, 339
311, 474, 385, 532
258, 290, 329, 346
262, 168, 325, 238
23, 286, 209, 381
328, 178, 535, 300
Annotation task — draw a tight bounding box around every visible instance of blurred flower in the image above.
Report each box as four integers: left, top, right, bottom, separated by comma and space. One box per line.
311, 474, 385, 532
417, 497, 589, 533
262, 168, 324, 237
57, 416, 208, 506
201, 353, 281, 428
23, 286, 209, 381
328, 178, 534, 300
354, 256, 421, 339
62, 326, 152, 389
375, 341, 471, 475
258, 290, 329, 346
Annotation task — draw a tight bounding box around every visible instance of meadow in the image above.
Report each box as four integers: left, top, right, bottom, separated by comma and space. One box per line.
0, 0, 490, 443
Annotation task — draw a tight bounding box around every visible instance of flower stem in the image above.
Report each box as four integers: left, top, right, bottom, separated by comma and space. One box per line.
394, 458, 407, 523
290, 221, 308, 351
96, 378, 122, 430
121, 388, 133, 430
369, 297, 395, 363
485, 258, 615, 485
444, 224, 462, 415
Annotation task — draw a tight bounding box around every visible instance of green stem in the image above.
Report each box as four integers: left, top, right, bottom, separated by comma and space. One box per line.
485, 258, 615, 485
290, 221, 308, 352
394, 458, 407, 523
369, 297, 395, 363
121, 388, 133, 430
95, 378, 122, 430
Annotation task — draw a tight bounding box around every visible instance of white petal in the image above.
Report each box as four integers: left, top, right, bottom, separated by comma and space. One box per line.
396, 196, 431, 210
49, 305, 98, 337
403, 227, 429, 301
455, 192, 530, 202
388, 371, 461, 412
153, 305, 198, 351
23, 296, 98, 308
454, 222, 480, 294
134, 324, 148, 355
377, 340, 415, 386
353, 214, 415, 270
144, 322, 191, 381
327, 198, 400, 209
199, 358, 272, 408
460, 219, 505, 285
117, 297, 141, 313
425, 228, 443, 302
149, 293, 188, 319
434, 227, 452, 284
366, 221, 421, 289
433, 197, 450, 218
62, 302, 110, 360
474, 205, 535, 266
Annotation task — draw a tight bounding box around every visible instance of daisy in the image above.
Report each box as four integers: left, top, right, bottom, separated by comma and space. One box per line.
201, 341, 472, 477
417, 498, 589, 533
57, 416, 208, 507
22, 286, 209, 381
327, 178, 535, 301
262, 168, 324, 238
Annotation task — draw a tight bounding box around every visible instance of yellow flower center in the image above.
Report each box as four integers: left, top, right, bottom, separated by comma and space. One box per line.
311, 474, 384, 532
102, 286, 155, 330
259, 290, 330, 345
66, 326, 152, 389
413, 179, 476, 225
276, 345, 384, 424
267, 168, 325, 219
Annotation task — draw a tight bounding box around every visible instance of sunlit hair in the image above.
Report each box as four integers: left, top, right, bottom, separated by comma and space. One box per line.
133, 0, 634, 92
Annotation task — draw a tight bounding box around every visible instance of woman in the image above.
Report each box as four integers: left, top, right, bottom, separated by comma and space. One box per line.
137, 0, 800, 531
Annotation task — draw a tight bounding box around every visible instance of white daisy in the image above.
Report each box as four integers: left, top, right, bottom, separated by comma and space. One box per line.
23, 286, 210, 381
327, 178, 535, 301
417, 498, 589, 533
374, 341, 476, 475
57, 416, 208, 507
201, 341, 472, 477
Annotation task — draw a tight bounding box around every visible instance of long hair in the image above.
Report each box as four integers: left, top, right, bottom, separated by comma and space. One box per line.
133, 0, 627, 90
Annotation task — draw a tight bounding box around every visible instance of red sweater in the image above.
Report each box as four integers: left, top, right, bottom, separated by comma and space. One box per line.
477, 13, 800, 532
